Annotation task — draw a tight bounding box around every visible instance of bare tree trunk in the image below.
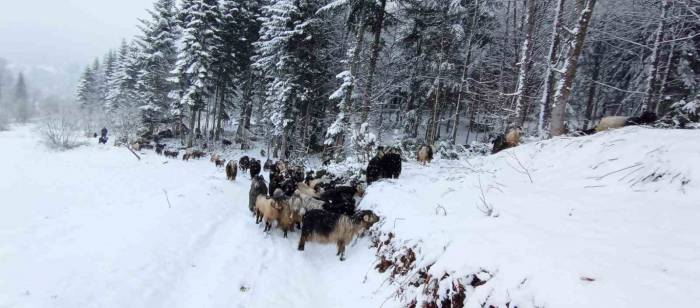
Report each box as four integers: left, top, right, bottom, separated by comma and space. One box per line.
196, 109, 202, 137
538, 0, 566, 137
404, 35, 424, 138
215, 81, 228, 141
550, 0, 597, 136
451, 0, 481, 143
426, 41, 445, 145
511, 0, 537, 128
656, 38, 676, 114
360, 0, 387, 123
205, 86, 217, 140
465, 101, 477, 144
643, 0, 670, 112
334, 15, 367, 154
187, 107, 196, 147
584, 50, 601, 128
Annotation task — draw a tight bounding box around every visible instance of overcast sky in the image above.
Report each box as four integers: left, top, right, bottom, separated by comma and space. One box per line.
0, 0, 152, 69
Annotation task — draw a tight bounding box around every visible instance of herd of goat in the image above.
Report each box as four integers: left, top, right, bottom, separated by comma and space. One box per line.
125, 111, 658, 260
130, 140, 436, 260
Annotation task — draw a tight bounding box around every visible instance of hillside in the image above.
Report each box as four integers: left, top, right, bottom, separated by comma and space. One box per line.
1, 125, 699, 307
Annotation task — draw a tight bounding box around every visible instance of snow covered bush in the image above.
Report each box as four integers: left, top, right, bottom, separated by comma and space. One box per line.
110, 106, 142, 145
465, 141, 492, 157
39, 106, 85, 150
436, 141, 460, 160
656, 96, 700, 129
351, 122, 377, 162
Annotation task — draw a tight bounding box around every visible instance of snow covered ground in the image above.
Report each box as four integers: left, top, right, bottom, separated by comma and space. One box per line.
1, 124, 699, 308
0, 125, 383, 308
364, 126, 700, 307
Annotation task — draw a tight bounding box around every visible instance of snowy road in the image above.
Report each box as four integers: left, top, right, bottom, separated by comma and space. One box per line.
0, 126, 384, 308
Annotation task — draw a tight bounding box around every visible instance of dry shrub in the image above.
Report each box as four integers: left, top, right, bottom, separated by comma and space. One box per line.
39, 106, 86, 150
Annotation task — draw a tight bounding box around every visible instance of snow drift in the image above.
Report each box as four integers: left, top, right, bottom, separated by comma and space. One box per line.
363, 126, 700, 307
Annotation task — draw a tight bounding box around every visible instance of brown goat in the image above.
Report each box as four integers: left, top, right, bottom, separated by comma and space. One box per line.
296, 182, 320, 198
417, 145, 433, 165
277, 199, 297, 238
255, 195, 283, 232
210, 153, 220, 163
226, 160, 238, 181
504, 127, 522, 147
215, 158, 226, 168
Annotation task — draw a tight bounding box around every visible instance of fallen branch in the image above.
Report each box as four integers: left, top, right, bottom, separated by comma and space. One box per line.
475, 178, 497, 217
506, 152, 533, 183
126, 145, 141, 161
588, 162, 643, 181
163, 189, 172, 208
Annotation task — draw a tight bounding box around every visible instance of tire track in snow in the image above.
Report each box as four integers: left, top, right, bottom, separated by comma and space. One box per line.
162, 170, 331, 307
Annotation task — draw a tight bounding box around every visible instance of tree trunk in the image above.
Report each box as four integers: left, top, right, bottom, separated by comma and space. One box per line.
404, 35, 424, 138
511, 0, 537, 128
538, 0, 566, 137
343, 16, 367, 122
360, 0, 387, 123
426, 41, 445, 145
205, 86, 217, 140
334, 14, 367, 154
584, 47, 601, 128
196, 109, 202, 137
656, 37, 676, 114
187, 107, 196, 147
215, 80, 228, 141
642, 0, 670, 112
465, 97, 478, 144
451, 0, 481, 143
550, 0, 597, 136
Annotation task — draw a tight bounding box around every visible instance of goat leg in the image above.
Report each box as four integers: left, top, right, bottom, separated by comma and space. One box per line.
298, 235, 307, 251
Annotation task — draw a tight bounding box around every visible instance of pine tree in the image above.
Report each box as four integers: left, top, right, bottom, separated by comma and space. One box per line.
321, 0, 376, 155
14, 73, 30, 123
254, 0, 330, 159
102, 50, 118, 87
137, 0, 180, 132
90, 58, 110, 110
76, 63, 101, 111
173, 0, 221, 147
216, 0, 261, 143
106, 40, 141, 113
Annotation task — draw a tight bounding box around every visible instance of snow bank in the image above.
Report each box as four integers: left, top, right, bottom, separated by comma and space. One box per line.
362, 126, 700, 307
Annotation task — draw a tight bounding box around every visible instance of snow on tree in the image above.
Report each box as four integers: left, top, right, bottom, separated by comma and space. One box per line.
550, 0, 597, 136
136, 0, 180, 132
217, 0, 261, 143
253, 0, 330, 159
72, 0, 700, 156
172, 0, 221, 147
76, 61, 102, 112
106, 40, 141, 113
